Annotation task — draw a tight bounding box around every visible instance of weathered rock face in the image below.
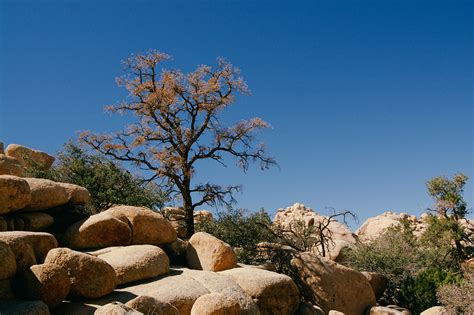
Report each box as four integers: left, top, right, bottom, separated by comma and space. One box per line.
0, 154, 24, 177
0, 240, 16, 280
44, 248, 116, 298
290, 252, 376, 315
273, 203, 357, 260
0, 175, 31, 214
220, 266, 300, 315
191, 292, 241, 315
126, 296, 179, 315
97, 245, 170, 285
5, 144, 55, 170
0, 231, 58, 271
362, 271, 388, 301
23, 178, 69, 211
106, 206, 177, 245
63, 212, 132, 249
187, 232, 237, 272
14, 263, 71, 309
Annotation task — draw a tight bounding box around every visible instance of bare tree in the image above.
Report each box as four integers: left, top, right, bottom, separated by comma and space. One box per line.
81, 50, 275, 237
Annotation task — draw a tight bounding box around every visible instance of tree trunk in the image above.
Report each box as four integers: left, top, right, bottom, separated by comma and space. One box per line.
182, 188, 195, 238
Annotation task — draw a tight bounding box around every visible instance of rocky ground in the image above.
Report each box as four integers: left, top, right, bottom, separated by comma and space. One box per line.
0, 142, 459, 315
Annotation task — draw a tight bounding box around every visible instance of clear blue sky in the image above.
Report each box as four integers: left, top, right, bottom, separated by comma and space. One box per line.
1, 0, 472, 228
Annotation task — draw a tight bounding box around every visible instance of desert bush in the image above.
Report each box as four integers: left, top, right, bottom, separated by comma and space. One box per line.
26, 141, 167, 214
437, 266, 474, 314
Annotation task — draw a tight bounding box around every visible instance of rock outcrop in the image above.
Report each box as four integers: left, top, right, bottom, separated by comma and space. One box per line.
24, 178, 69, 211
187, 232, 237, 271
273, 203, 357, 261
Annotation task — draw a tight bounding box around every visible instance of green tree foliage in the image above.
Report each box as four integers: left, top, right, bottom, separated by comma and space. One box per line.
344, 173, 472, 311
195, 208, 278, 264
26, 142, 167, 213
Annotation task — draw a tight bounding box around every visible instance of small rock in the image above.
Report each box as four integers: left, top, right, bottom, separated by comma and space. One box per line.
186, 232, 237, 271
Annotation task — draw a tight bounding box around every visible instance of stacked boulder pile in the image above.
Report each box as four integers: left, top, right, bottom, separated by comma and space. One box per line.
0, 143, 300, 315
273, 203, 358, 261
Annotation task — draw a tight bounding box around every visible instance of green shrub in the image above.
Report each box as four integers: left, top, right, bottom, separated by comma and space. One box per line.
26, 141, 167, 214
195, 208, 278, 264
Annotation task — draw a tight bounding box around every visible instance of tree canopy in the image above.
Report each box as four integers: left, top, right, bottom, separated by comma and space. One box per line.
81, 50, 275, 237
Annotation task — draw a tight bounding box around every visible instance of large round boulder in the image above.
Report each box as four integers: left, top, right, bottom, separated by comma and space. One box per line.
97, 245, 170, 285
0, 154, 24, 177
220, 266, 300, 315
186, 232, 237, 271
44, 248, 116, 298
191, 293, 241, 315
5, 144, 55, 170
290, 252, 376, 315
23, 178, 69, 211
126, 295, 179, 315
14, 263, 70, 308
105, 206, 177, 245
63, 212, 132, 249
0, 240, 16, 280
0, 175, 31, 214
0, 231, 58, 271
